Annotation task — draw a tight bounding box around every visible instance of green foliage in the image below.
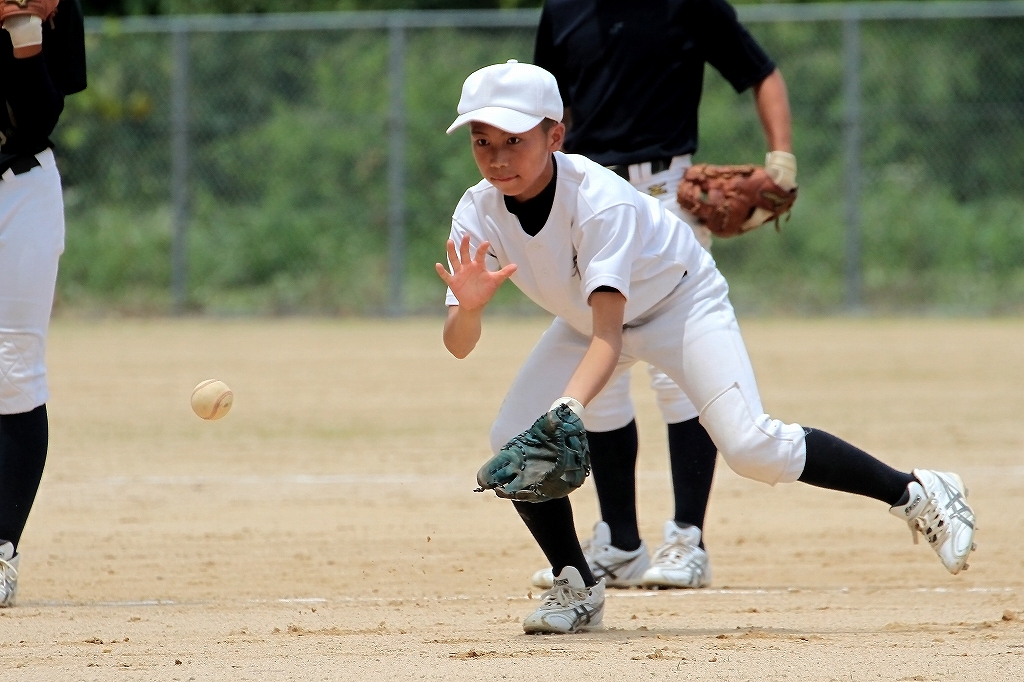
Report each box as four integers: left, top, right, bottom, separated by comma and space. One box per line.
55, 15, 1024, 315
58, 33, 173, 208
187, 31, 392, 312
700, 17, 1024, 314
58, 204, 174, 312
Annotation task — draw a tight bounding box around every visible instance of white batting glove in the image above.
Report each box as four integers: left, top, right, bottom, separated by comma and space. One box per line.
743, 151, 798, 230
4, 15, 43, 49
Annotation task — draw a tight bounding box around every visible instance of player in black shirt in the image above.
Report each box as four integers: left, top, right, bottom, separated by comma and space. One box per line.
531, 0, 797, 590
0, 0, 87, 607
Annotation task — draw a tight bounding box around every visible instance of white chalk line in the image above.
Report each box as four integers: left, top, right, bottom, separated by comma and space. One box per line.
48, 465, 1024, 489
21, 586, 1015, 609
64, 474, 468, 487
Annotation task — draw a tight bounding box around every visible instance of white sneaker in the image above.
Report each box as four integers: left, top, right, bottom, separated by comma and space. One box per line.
890, 469, 976, 575
523, 566, 604, 634
641, 521, 712, 589
0, 541, 19, 608
530, 521, 650, 589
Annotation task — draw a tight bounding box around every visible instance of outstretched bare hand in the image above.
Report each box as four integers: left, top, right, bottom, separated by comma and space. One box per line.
435, 235, 517, 311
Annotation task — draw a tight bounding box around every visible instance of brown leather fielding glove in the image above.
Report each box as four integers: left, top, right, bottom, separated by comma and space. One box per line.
0, 0, 59, 30
677, 164, 797, 238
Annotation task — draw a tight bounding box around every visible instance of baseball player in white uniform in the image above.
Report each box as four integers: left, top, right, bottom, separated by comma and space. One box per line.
0, 0, 86, 607
436, 61, 977, 634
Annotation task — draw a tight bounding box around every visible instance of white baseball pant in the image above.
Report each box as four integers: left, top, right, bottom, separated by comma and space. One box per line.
0, 150, 65, 415
490, 264, 807, 486
584, 155, 709, 433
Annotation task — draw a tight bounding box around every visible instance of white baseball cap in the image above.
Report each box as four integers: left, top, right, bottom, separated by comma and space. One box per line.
446, 60, 563, 135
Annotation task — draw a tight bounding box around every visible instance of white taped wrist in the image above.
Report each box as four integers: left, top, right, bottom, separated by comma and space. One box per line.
550, 397, 585, 420
765, 150, 797, 190
4, 15, 43, 49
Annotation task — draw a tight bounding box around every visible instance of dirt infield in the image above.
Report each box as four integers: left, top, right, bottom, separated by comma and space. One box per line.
1, 317, 1022, 680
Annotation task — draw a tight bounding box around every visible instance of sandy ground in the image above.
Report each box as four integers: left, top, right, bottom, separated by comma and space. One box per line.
1, 317, 1022, 680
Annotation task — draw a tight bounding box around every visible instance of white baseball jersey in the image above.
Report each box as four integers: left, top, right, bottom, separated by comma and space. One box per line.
445, 152, 710, 336
447, 151, 808, 487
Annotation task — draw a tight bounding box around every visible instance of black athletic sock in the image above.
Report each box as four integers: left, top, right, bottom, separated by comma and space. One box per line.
0, 405, 49, 550
668, 417, 717, 546
513, 497, 596, 587
799, 428, 915, 506
587, 420, 641, 552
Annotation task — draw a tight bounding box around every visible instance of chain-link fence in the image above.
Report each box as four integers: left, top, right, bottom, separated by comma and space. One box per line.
56, 3, 1024, 315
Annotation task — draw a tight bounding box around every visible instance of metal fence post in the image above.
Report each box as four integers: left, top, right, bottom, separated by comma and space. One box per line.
387, 16, 407, 316
170, 24, 190, 312
842, 14, 862, 310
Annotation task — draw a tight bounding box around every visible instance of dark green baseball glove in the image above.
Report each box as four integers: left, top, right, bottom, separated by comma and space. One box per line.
475, 404, 591, 502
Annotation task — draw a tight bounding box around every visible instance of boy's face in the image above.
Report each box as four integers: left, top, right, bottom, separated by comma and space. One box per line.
469, 121, 565, 201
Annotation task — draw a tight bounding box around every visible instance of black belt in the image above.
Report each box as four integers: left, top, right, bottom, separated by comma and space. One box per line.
0, 153, 41, 179
607, 156, 674, 181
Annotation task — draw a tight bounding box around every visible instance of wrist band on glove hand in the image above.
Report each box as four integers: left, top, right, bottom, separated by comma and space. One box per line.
550, 397, 585, 420
765, 150, 797, 190
3, 16, 43, 49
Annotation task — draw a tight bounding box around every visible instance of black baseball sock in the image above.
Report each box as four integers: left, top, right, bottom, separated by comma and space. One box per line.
0, 405, 49, 551
513, 497, 596, 587
798, 428, 915, 506
588, 420, 641, 552
668, 417, 717, 546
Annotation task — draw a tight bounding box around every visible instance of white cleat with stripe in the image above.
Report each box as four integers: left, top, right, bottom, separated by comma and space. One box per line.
0, 541, 19, 608
523, 566, 604, 634
531, 521, 650, 589
890, 469, 976, 575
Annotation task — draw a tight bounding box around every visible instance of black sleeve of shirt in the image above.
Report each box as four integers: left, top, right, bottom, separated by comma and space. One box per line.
691, 0, 776, 94
533, 5, 571, 107
44, 0, 88, 96
0, 0, 85, 153
4, 53, 64, 143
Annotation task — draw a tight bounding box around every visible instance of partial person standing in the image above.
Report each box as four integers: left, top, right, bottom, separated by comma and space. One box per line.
530, 0, 797, 589
0, 0, 87, 606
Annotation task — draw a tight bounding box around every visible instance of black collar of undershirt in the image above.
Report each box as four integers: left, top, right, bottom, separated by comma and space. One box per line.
504, 155, 558, 238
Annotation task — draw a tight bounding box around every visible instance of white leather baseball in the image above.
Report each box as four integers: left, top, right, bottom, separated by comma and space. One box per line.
190, 379, 233, 420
